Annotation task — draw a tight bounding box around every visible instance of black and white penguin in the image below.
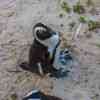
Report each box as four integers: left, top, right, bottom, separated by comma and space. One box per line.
23, 89, 62, 100
20, 23, 61, 75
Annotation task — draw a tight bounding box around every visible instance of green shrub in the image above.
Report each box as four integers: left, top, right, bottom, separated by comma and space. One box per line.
61, 1, 71, 13
79, 16, 87, 23
88, 20, 100, 30
73, 2, 85, 14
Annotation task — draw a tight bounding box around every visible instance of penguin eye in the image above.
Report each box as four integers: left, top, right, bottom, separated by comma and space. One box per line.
65, 50, 69, 53
36, 29, 43, 34
36, 30, 40, 34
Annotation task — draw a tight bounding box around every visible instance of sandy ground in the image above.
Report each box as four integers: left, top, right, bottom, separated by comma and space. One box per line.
0, 0, 100, 100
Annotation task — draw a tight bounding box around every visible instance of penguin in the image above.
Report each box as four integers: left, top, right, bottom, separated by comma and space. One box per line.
23, 89, 62, 100
19, 23, 60, 76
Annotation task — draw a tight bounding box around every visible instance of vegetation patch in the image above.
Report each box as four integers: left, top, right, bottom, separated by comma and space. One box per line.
78, 16, 100, 31
95, 43, 100, 48
79, 16, 87, 23
61, 1, 71, 13
88, 20, 100, 31
73, 2, 85, 14
10, 93, 18, 100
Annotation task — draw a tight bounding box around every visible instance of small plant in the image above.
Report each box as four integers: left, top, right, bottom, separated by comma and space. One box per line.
95, 43, 100, 48
61, 1, 71, 13
79, 16, 87, 23
88, 20, 100, 31
10, 93, 17, 100
73, 2, 85, 14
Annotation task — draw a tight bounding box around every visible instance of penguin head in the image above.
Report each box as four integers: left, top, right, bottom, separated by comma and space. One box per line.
33, 23, 60, 49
